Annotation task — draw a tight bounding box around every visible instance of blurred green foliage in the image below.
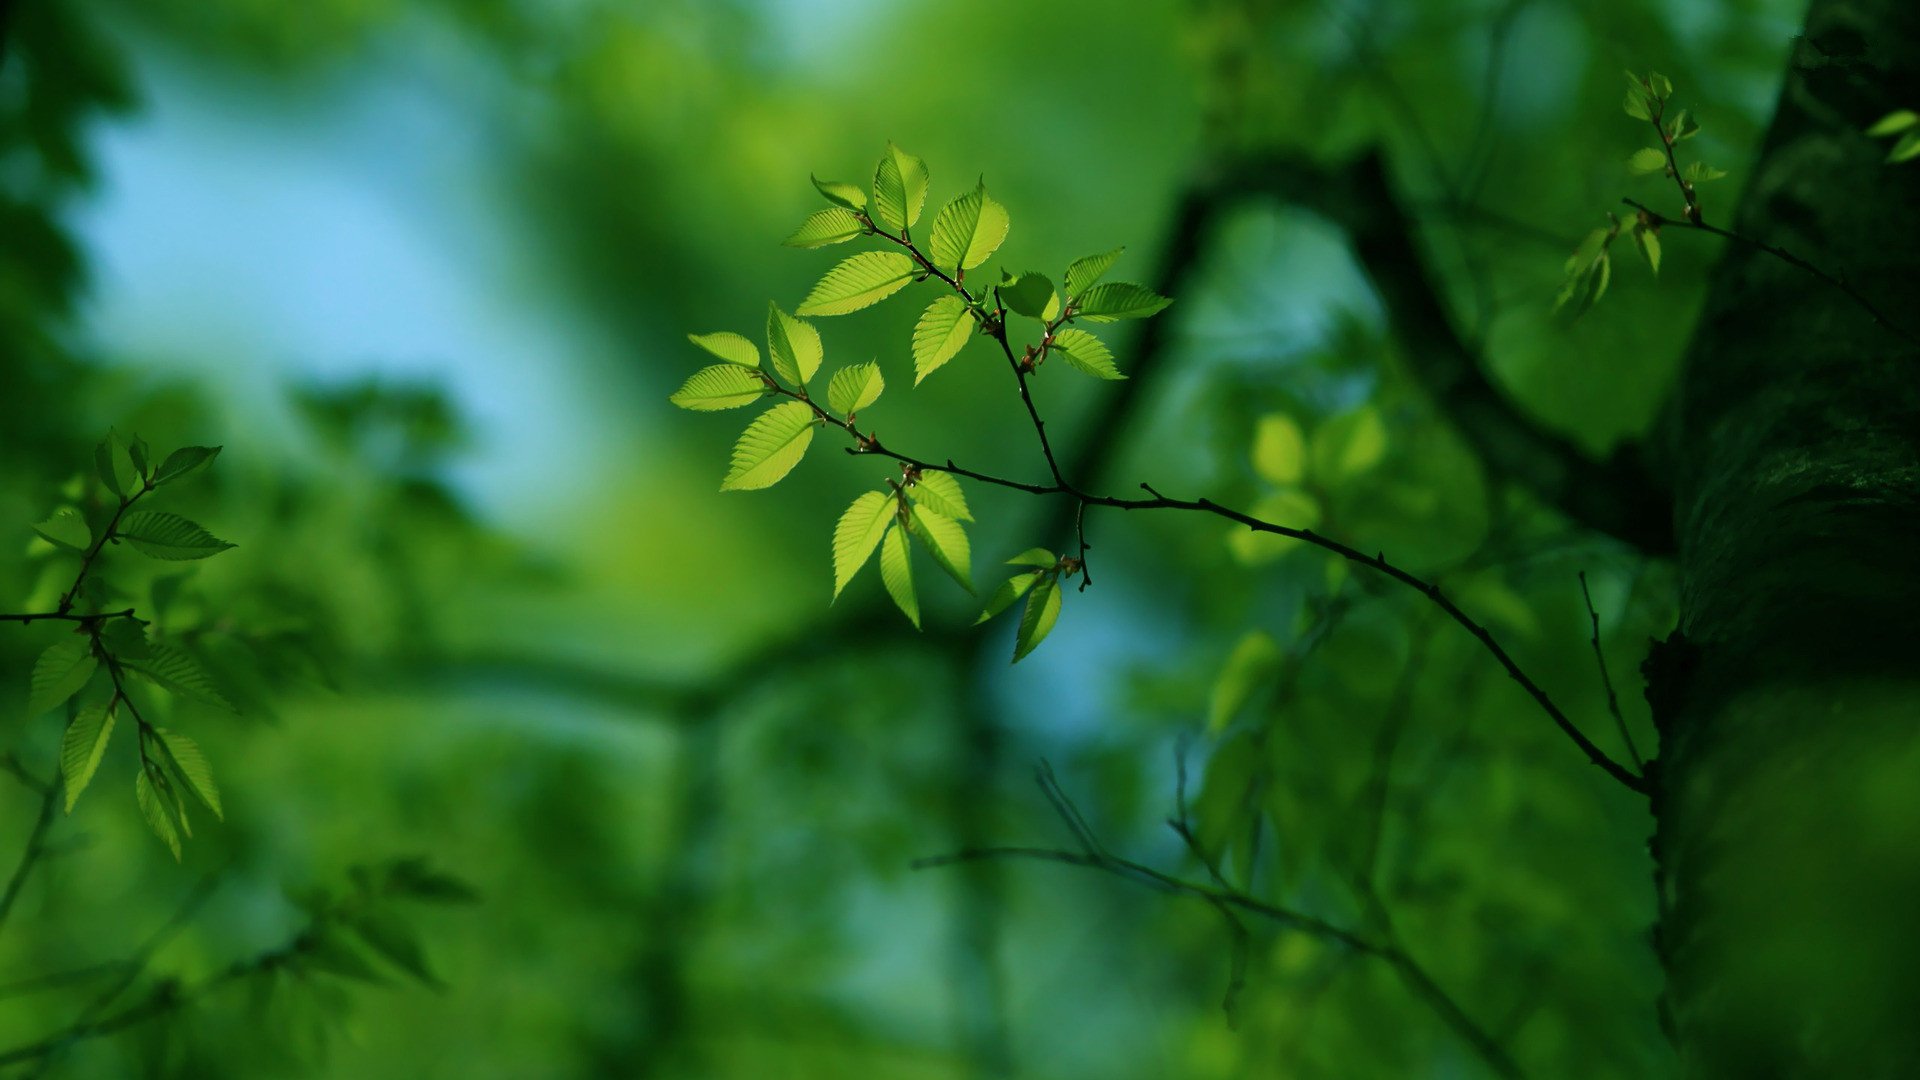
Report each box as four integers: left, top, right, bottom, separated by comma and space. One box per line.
1, 0, 1807, 1076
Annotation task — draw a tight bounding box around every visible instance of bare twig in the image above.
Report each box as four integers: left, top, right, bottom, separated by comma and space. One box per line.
1579, 571, 1644, 772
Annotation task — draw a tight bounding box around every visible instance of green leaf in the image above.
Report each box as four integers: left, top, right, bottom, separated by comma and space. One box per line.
928, 181, 1010, 271
669, 365, 767, 411
155, 728, 222, 819
1633, 224, 1662, 275
1669, 109, 1699, 141
812, 175, 867, 211
908, 504, 972, 593
832, 491, 895, 600
1311, 406, 1388, 482
1647, 71, 1673, 101
1628, 147, 1667, 174
32, 508, 91, 551
783, 207, 866, 248
976, 571, 1038, 624
61, 699, 117, 811
912, 296, 975, 384
721, 401, 816, 491
1251, 413, 1306, 484
826, 362, 884, 416
136, 769, 182, 861
1683, 161, 1728, 183
1074, 282, 1171, 322
796, 251, 916, 317
1623, 86, 1651, 121
29, 638, 97, 716
346, 909, 440, 989
1012, 573, 1061, 663
1887, 130, 1920, 164
1226, 489, 1321, 565
119, 512, 235, 560
1051, 328, 1123, 380
871, 142, 929, 232
127, 436, 149, 479
879, 524, 918, 629
998, 271, 1055, 319
906, 470, 971, 522
151, 446, 221, 487
125, 644, 234, 711
1208, 630, 1280, 733
101, 618, 149, 661
1867, 109, 1920, 138
1006, 547, 1056, 569
688, 331, 760, 368
301, 925, 388, 984
1064, 247, 1124, 298
96, 438, 124, 497
766, 303, 824, 386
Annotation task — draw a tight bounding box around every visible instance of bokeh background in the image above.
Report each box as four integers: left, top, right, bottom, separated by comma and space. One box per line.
2, 0, 1805, 1075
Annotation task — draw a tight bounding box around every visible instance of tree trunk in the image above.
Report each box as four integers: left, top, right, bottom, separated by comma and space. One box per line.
1657, 0, 1920, 1074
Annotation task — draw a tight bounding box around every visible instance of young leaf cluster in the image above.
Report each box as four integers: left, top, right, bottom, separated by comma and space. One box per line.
1867, 109, 1920, 164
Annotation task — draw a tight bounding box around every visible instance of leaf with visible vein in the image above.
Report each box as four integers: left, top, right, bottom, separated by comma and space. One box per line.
152, 446, 221, 487
907, 471, 971, 522
767, 303, 823, 386
833, 491, 896, 600
61, 699, 117, 811
1075, 282, 1171, 322
1052, 328, 1124, 379
119, 512, 235, 560
871, 142, 929, 232
784, 207, 866, 248
812, 175, 867, 211
125, 643, 235, 711
32, 508, 90, 551
154, 728, 222, 819
688, 331, 759, 368
670, 365, 766, 411
1006, 547, 1056, 569
976, 571, 1038, 624
797, 252, 916, 317
1013, 574, 1062, 662
136, 770, 182, 860
721, 401, 815, 491
879, 524, 919, 628
929, 181, 1010, 271
909, 504, 972, 593
826, 363, 884, 416
29, 638, 97, 716
1065, 247, 1124, 298
913, 296, 974, 383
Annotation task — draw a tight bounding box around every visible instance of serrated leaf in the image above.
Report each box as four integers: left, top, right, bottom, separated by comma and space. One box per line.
783, 207, 866, 248
721, 401, 815, 491
871, 142, 929, 232
907, 471, 971, 522
1006, 547, 1056, 569
766, 303, 824, 386
1887, 130, 1920, 164
1208, 630, 1280, 733
879, 524, 918, 629
155, 729, 221, 819
61, 699, 117, 811
136, 769, 182, 861
1074, 282, 1171, 322
1628, 147, 1667, 174
124, 643, 234, 711
1065, 247, 1124, 298
1867, 109, 1920, 138
1683, 161, 1728, 183
32, 508, 90, 551
832, 491, 895, 600
998, 271, 1055, 319
1012, 574, 1061, 663
688, 331, 759, 368
1251, 413, 1306, 484
976, 571, 1038, 624
908, 504, 972, 593
1051, 328, 1123, 379
913, 296, 975, 383
119, 512, 235, 560
669, 365, 766, 411
152, 446, 221, 487
1633, 225, 1662, 275
29, 638, 97, 716
826, 362, 884, 416
797, 251, 916, 317
929, 181, 1010, 271
812, 175, 867, 211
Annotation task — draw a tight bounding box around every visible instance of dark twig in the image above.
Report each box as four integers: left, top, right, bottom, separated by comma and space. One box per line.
0, 768, 61, 940
1578, 572, 1644, 772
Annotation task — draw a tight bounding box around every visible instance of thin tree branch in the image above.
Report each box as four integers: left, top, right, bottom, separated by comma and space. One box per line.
0, 767, 61, 940
1579, 571, 1644, 772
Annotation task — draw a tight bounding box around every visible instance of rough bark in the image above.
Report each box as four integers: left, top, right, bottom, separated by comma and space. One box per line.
1657, 0, 1920, 1074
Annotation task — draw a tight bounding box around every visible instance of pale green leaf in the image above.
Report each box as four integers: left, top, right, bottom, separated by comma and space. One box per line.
29, 638, 97, 717
155, 728, 222, 819
152, 446, 221, 487
998, 271, 1055, 319
61, 699, 117, 811
1628, 147, 1667, 174
783, 207, 866, 248
912, 296, 975, 383
797, 251, 916, 317
125, 644, 235, 711
119, 512, 235, 560
721, 401, 816, 491
688, 331, 760, 368
1867, 109, 1919, 137
1633, 225, 1663, 275
1251, 413, 1306, 484
1647, 71, 1673, 101
812, 175, 867, 211
136, 769, 182, 861
767, 303, 824, 386
1051, 328, 1123, 379
669, 365, 766, 411
907, 470, 971, 522
1012, 574, 1061, 663
826, 362, 884, 416
32, 508, 90, 551
1074, 282, 1171, 322
1683, 161, 1728, 183
1311, 406, 1388, 482
1888, 130, 1920, 164
1226, 489, 1322, 565
832, 491, 896, 600
871, 142, 929, 232
928, 181, 1010, 271
1065, 247, 1124, 298
909, 504, 972, 593
1006, 547, 1056, 569
976, 571, 1038, 624
1623, 87, 1651, 121
879, 524, 919, 629
1208, 630, 1280, 733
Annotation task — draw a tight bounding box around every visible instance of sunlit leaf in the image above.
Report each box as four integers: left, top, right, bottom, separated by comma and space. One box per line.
826, 362, 884, 416
976, 571, 1038, 624
766, 303, 823, 386
929, 181, 1010, 271
1252, 413, 1306, 484
907, 471, 971, 522
1051, 328, 1123, 379
119, 512, 235, 560
797, 251, 916, 317
721, 401, 815, 491
1065, 247, 1123, 298
879, 524, 919, 629
1074, 282, 1171, 322
1311, 407, 1388, 482
1633, 224, 1663, 275
669, 365, 766, 411
1006, 547, 1056, 569
912, 296, 975, 383
1683, 161, 1728, 183
1867, 109, 1919, 137
1623, 87, 1651, 121
812, 175, 867, 211
1012, 573, 1061, 663
783, 207, 866, 248
871, 142, 929, 232
1887, 131, 1920, 164
832, 491, 895, 600
908, 504, 972, 593
688, 331, 759, 368
61, 698, 116, 811
29, 638, 97, 717
1628, 148, 1667, 174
